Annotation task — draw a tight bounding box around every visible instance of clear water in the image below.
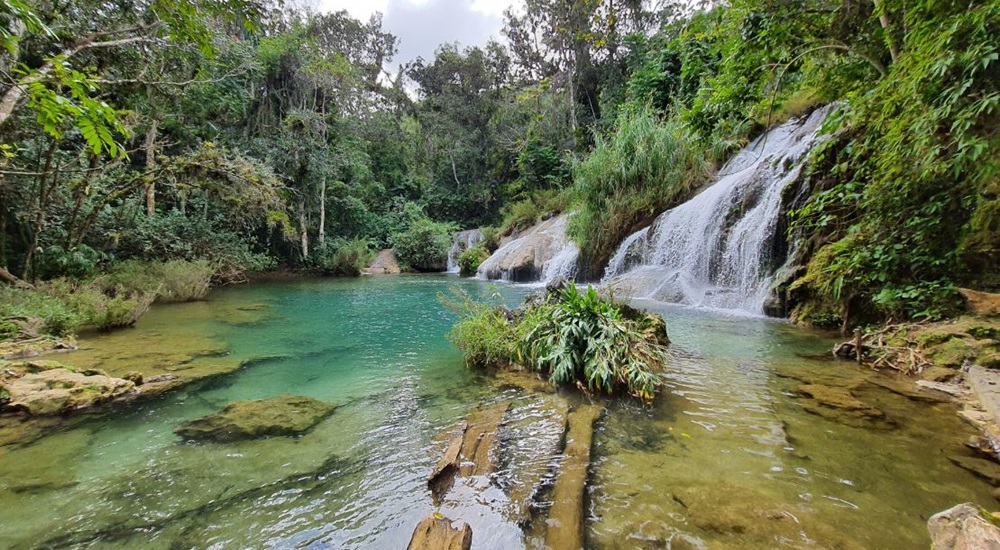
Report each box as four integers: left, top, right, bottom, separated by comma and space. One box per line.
0, 277, 993, 549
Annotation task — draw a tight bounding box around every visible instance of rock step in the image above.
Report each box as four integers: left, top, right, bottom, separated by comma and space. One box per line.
544, 404, 603, 550
407, 515, 472, 550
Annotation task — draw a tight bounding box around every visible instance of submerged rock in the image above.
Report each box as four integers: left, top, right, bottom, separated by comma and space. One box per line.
0, 359, 135, 416
428, 402, 511, 502
545, 404, 603, 550
175, 395, 336, 443
928, 503, 1000, 550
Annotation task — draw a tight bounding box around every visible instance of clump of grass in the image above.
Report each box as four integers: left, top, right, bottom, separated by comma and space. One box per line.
320, 238, 375, 276
445, 283, 669, 400
569, 106, 709, 276
498, 188, 572, 237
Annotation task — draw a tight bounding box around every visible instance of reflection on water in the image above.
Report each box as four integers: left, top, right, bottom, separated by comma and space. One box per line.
0, 279, 993, 549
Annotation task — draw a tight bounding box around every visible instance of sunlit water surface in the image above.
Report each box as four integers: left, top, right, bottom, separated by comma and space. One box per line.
0, 277, 993, 549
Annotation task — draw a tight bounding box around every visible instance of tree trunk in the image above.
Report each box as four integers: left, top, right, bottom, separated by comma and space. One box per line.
0, 266, 33, 289
872, 0, 900, 65
318, 178, 326, 249
143, 118, 158, 216
299, 200, 309, 260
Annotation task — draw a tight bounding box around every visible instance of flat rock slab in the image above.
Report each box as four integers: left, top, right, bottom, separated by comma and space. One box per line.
1, 360, 134, 416
407, 516, 472, 550
928, 503, 1000, 550
428, 402, 511, 502
545, 404, 603, 550
968, 366, 1000, 425
176, 394, 336, 443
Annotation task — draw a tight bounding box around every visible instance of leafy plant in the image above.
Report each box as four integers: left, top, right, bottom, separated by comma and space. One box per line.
457, 244, 490, 277
319, 238, 375, 276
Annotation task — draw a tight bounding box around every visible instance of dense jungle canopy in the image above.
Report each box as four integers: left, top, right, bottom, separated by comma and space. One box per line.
1, 0, 998, 325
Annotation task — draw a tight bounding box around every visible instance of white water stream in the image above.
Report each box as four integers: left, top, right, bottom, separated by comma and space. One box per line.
603, 106, 834, 314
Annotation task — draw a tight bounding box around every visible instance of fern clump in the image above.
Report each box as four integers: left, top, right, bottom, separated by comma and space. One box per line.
445, 283, 669, 400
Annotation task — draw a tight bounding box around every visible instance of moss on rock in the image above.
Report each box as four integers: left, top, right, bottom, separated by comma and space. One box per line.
175, 394, 337, 443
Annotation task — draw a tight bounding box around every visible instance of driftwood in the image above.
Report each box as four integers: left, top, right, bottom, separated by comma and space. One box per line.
833, 323, 932, 374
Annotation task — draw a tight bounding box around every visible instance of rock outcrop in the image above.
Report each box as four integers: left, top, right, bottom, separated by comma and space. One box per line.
477, 214, 578, 282
175, 394, 336, 443
0, 359, 135, 415
928, 503, 1000, 550
407, 515, 472, 550
959, 288, 1000, 317
364, 249, 402, 275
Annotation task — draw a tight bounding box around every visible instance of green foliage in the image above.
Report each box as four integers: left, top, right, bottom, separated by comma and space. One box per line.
498, 188, 571, 237
568, 106, 709, 275
391, 214, 457, 272
0, 286, 81, 336
319, 238, 375, 277
102, 260, 215, 303
790, 1, 1000, 320
457, 244, 490, 277
446, 284, 668, 399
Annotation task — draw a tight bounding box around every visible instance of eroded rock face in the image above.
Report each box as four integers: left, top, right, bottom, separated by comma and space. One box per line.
364, 249, 402, 275
928, 503, 1000, 550
959, 288, 1000, 317
477, 214, 578, 282
175, 395, 336, 443
0, 360, 134, 415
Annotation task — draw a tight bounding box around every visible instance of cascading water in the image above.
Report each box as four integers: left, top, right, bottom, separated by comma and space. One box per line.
477, 214, 579, 283
602, 105, 834, 314
447, 229, 484, 273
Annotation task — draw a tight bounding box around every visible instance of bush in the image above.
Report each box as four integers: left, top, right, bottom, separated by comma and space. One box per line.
498, 188, 572, 237
319, 238, 375, 276
392, 217, 456, 272
568, 106, 709, 275
0, 286, 82, 336
32, 279, 155, 332
457, 244, 490, 277
446, 283, 669, 400
102, 260, 215, 303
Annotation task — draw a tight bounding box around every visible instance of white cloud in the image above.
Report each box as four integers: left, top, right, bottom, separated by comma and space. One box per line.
470, 0, 513, 17
316, 0, 389, 21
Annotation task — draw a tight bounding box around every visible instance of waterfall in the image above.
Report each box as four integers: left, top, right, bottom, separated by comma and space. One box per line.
602, 106, 834, 314
447, 229, 484, 273
477, 214, 579, 283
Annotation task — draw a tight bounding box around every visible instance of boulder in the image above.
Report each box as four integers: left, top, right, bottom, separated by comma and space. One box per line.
0, 360, 134, 416
175, 394, 336, 443
958, 288, 1000, 317
364, 249, 401, 275
477, 214, 578, 282
928, 503, 1000, 550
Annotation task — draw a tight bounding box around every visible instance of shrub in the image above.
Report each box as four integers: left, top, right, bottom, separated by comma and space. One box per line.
0, 286, 82, 336
102, 260, 215, 303
568, 106, 709, 276
498, 188, 572, 237
392, 217, 456, 272
319, 238, 375, 276
457, 244, 490, 277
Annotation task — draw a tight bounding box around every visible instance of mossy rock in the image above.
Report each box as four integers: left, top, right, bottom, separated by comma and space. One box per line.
175, 394, 337, 443
928, 338, 982, 369
969, 326, 1000, 341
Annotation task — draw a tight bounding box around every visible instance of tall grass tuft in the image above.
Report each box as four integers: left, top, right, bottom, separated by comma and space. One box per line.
569, 106, 710, 276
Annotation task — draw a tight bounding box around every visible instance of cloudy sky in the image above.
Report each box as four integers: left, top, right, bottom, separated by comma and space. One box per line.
315, 0, 516, 66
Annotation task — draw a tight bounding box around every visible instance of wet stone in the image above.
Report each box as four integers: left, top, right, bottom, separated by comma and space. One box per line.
175, 394, 336, 443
